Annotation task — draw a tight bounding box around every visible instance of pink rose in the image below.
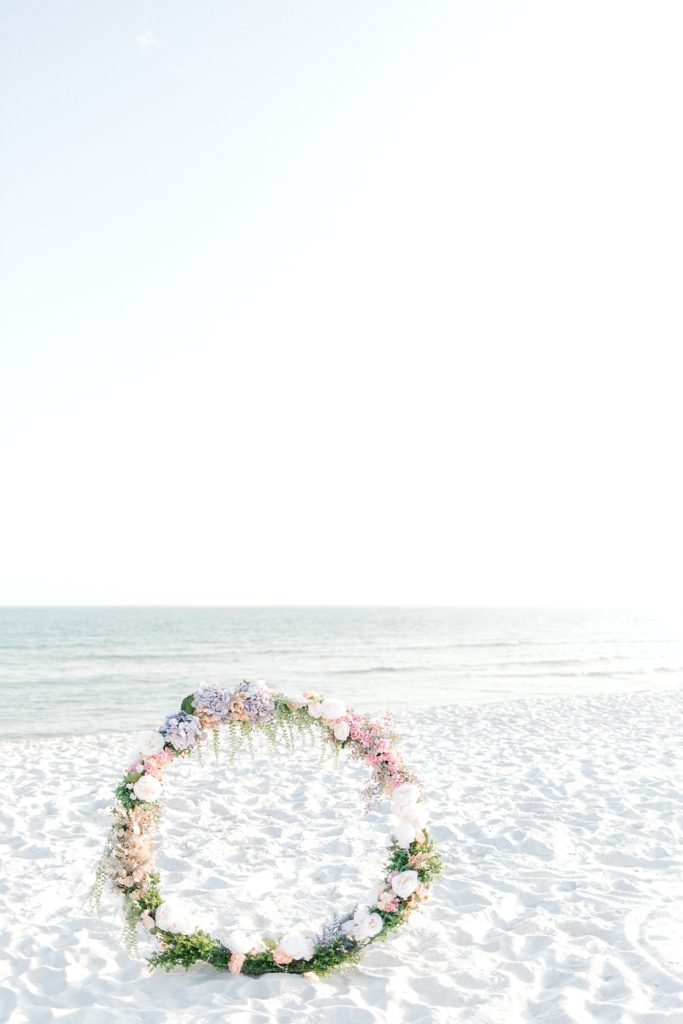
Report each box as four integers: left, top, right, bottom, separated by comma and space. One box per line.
272, 948, 293, 965
333, 720, 350, 742
376, 890, 399, 913
228, 952, 246, 974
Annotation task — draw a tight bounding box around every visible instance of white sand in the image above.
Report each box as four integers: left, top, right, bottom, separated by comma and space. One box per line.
2, 690, 683, 1024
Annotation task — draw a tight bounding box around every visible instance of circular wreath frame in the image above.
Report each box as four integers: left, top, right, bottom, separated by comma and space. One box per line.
96, 681, 442, 977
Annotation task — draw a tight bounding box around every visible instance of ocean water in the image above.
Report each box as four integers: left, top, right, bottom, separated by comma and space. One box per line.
0, 606, 682, 739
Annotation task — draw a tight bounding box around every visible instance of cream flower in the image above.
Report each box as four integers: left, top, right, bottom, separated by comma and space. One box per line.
132, 774, 162, 802
333, 720, 350, 741
393, 819, 418, 849
320, 697, 346, 721
391, 783, 421, 812
278, 930, 315, 960
224, 929, 258, 954
272, 948, 293, 965
138, 731, 166, 757
344, 908, 384, 942
391, 869, 419, 900
363, 912, 383, 937
154, 899, 196, 935
306, 702, 323, 719
396, 802, 429, 829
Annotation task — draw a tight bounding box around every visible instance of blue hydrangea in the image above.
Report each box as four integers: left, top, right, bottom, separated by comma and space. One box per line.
237, 680, 275, 723
192, 683, 231, 721
161, 710, 205, 750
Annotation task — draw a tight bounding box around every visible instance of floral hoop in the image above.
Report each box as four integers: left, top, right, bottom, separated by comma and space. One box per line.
95, 681, 442, 977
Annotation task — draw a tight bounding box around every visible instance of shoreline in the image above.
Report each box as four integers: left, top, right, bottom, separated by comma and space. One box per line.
1, 680, 681, 744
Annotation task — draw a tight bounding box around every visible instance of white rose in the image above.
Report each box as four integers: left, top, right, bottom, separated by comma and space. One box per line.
348, 909, 383, 942
320, 698, 346, 721
306, 702, 323, 719
348, 914, 369, 941
138, 731, 166, 757
397, 803, 429, 829
132, 774, 162, 802
333, 720, 350, 741
225, 929, 258, 954
391, 783, 421, 812
393, 820, 418, 849
391, 870, 419, 900
363, 912, 383, 937
154, 900, 196, 935
278, 930, 315, 960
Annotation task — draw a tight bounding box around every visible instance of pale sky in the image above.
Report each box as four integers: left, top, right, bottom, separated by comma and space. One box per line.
1, 1, 681, 607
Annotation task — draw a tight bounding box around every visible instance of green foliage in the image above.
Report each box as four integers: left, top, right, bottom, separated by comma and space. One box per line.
148, 931, 226, 972
387, 844, 410, 872
240, 937, 364, 977
242, 951, 293, 976
241, 719, 255, 760
307, 938, 364, 976
385, 831, 443, 885
114, 783, 135, 810
180, 693, 196, 716
149, 929, 377, 978
138, 872, 162, 912
375, 908, 405, 933
122, 895, 141, 954
87, 851, 110, 915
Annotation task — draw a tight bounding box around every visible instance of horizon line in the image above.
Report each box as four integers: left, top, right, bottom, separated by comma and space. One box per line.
0, 602, 669, 612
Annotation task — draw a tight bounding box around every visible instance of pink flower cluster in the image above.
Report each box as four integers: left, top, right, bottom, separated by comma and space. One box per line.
376, 889, 400, 913
142, 748, 174, 779
347, 714, 405, 790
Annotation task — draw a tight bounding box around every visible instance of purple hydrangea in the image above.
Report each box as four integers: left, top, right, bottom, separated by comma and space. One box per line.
192, 683, 231, 720
237, 680, 275, 723
161, 710, 205, 750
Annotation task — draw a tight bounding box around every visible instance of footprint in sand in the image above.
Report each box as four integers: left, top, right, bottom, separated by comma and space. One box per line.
629, 897, 683, 983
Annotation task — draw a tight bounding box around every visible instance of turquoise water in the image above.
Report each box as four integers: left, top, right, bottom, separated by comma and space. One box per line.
0, 606, 682, 738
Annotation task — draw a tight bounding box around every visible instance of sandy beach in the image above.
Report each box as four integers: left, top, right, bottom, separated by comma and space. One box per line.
2, 689, 683, 1023
3, 0, 682, 1015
